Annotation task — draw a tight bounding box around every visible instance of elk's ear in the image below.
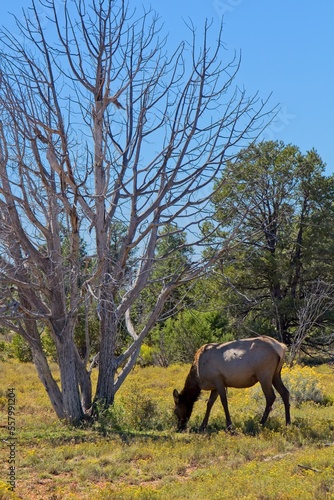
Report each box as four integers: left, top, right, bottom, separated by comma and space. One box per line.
173, 389, 179, 404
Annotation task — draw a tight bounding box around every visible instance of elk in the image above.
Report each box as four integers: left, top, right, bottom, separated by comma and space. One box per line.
173, 337, 290, 431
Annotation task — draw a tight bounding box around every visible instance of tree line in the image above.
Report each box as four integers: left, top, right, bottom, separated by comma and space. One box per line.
144, 141, 334, 366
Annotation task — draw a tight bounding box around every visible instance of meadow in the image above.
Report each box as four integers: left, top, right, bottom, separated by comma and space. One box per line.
0, 360, 333, 499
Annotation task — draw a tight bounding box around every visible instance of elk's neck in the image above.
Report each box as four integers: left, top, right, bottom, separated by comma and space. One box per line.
182, 364, 201, 403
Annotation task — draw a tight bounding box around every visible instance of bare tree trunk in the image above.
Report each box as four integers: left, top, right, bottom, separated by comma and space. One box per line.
94, 286, 119, 407
75, 349, 93, 412
95, 337, 118, 408
31, 346, 65, 420
56, 333, 84, 424
289, 280, 334, 364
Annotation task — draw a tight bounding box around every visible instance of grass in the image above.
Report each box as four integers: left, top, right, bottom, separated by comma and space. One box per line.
0, 360, 333, 499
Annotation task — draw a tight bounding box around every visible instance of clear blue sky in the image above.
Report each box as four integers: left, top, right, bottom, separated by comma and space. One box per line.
2, 0, 333, 173
158, 0, 334, 174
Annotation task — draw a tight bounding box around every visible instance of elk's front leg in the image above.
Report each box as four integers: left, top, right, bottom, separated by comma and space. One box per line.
199, 389, 218, 431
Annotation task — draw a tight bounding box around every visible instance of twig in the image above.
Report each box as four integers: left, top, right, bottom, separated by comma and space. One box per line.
298, 464, 321, 473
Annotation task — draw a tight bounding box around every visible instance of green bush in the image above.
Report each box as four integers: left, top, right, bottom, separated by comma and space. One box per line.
148, 309, 231, 366
137, 344, 155, 367
121, 389, 162, 431
281, 365, 330, 406
94, 387, 172, 433
0, 340, 14, 361
11, 334, 33, 363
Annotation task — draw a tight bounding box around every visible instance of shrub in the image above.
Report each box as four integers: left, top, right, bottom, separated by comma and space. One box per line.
137, 344, 155, 367
148, 310, 230, 366
93, 401, 127, 435
0, 340, 14, 361
11, 334, 33, 363
94, 385, 172, 433
119, 385, 172, 431
282, 365, 329, 406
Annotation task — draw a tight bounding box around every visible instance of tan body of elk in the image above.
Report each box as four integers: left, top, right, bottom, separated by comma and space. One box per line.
173, 336, 291, 431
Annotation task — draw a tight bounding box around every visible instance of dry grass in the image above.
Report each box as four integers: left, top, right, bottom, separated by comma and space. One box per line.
0, 360, 333, 499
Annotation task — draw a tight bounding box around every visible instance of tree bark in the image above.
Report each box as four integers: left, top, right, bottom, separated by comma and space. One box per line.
75, 348, 93, 412
31, 346, 65, 420
94, 299, 118, 407
56, 334, 84, 424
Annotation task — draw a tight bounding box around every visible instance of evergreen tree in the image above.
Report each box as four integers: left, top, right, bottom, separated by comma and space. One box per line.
204, 141, 334, 351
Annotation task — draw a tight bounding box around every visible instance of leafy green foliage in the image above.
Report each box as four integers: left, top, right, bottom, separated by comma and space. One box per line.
147, 309, 230, 365
203, 141, 334, 350
11, 334, 33, 363
133, 224, 194, 329
93, 387, 171, 434
0, 340, 14, 361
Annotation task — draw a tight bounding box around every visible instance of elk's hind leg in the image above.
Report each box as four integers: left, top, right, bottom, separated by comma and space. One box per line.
259, 379, 276, 425
215, 382, 232, 429
273, 373, 291, 424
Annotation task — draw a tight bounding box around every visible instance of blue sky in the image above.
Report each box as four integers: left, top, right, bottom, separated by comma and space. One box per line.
157, 0, 334, 174
2, 0, 333, 173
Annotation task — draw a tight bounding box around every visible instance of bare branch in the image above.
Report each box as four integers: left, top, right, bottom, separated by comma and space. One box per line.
0, 0, 274, 421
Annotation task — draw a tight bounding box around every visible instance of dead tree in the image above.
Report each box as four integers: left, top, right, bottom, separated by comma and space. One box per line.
0, 0, 272, 423
290, 280, 334, 364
